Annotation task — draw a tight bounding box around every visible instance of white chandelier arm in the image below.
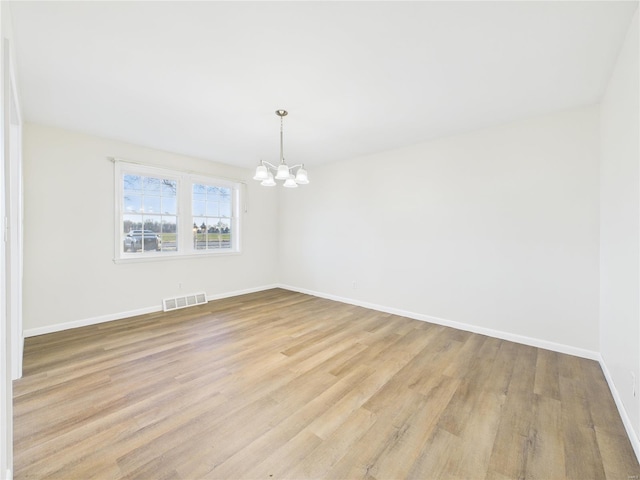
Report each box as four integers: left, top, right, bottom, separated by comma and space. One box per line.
260, 161, 305, 174
260, 160, 279, 171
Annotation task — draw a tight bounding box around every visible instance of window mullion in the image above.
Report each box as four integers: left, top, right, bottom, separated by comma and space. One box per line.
182, 175, 193, 254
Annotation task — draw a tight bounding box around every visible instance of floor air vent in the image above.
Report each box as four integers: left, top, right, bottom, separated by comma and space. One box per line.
163, 292, 208, 312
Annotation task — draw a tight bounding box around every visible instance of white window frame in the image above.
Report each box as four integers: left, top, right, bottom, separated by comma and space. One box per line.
114, 161, 242, 262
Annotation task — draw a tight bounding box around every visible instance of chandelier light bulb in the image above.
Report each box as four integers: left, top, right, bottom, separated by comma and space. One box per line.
261, 171, 276, 187
295, 166, 309, 184
283, 175, 298, 188
275, 163, 290, 180
253, 164, 269, 181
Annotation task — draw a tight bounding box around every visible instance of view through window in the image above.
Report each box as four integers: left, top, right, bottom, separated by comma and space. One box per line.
192, 184, 233, 250
116, 161, 240, 260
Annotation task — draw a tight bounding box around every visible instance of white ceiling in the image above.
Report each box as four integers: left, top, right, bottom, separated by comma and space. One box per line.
8, 1, 638, 169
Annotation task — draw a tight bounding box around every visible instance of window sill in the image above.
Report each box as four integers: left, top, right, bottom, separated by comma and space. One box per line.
113, 250, 241, 264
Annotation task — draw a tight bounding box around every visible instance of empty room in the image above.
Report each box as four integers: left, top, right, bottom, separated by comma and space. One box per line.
1, 1, 639, 479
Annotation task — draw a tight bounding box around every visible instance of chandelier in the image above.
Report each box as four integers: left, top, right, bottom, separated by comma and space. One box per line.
253, 109, 309, 188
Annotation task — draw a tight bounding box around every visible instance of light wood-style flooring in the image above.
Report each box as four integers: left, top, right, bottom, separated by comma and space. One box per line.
14, 288, 640, 479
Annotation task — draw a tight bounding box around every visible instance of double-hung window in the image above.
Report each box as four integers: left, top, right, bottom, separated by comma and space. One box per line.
192, 182, 234, 251
115, 161, 241, 261
122, 172, 178, 253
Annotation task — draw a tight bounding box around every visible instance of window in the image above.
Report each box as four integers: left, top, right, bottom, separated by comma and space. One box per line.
192, 183, 233, 250
115, 161, 241, 261
123, 174, 178, 253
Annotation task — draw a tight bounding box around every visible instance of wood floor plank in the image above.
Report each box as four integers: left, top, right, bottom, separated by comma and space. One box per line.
281, 406, 378, 479
435, 336, 502, 438
405, 427, 461, 479
485, 344, 537, 479
596, 426, 640, 479
239, 430, 323, 480
318, 389, 425, 479
533, 348, 561, 400
13, 288, 639, 479
559, 374, 607, 479
449, 390, 504, 479
524, 394, 566, 480
196, 364, 373, 479
356, 375, 460, 480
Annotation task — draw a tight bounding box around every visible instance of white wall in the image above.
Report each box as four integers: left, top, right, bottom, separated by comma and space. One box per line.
600, 9, 640, 451
22, 123, 279, 334
280, 106, 601, 354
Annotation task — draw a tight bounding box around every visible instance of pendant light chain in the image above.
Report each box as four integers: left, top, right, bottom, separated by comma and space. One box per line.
280, 114, 285, 165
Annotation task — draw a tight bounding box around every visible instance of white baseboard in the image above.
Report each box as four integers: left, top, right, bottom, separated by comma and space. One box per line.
206, 284, 280, 301
23, 284, 280, 338
599, 356, 640, 462
24, 281, 600, 360
24, 305, 162, 338
278, 284, 600, 360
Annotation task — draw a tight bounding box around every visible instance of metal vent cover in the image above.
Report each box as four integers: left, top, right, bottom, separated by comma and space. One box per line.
163, 292, 207, 312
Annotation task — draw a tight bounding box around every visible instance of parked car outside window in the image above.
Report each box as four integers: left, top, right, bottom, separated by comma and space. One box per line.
123, 230, 161, 252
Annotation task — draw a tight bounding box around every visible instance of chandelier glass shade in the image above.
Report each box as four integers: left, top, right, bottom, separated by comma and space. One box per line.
253, 109, 309, 188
